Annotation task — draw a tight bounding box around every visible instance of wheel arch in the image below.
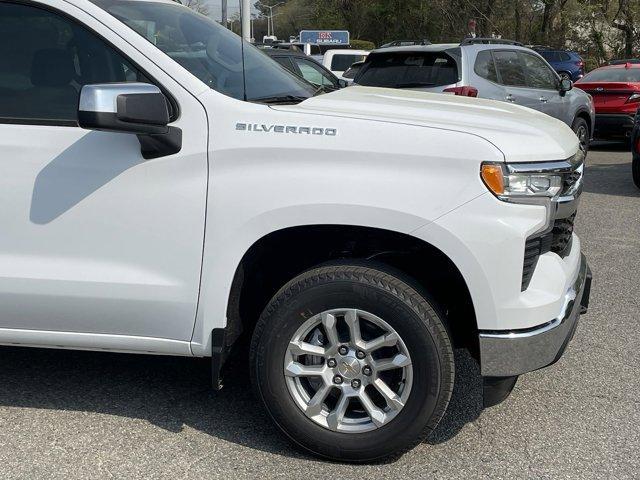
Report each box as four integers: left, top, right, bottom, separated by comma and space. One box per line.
222, 225, 479, 360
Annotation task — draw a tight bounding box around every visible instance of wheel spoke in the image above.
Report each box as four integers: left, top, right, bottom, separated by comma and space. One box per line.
326, 392, 350, 430
344, 309, 362, 346
284, 361, 325, 378
372, 353, 411, 372
321, 312, 340, 349
305, 383, 332, 417
288, 340, 326, 357
357, 390, 386, 427
373, 378, 405, 411
363, 331, 399, 353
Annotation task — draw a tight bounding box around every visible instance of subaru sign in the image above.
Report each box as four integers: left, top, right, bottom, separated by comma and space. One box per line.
300, 30, 350, 45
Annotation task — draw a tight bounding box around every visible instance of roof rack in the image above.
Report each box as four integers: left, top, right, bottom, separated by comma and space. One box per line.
528, 44, 553, 50
461, 38, 523, 47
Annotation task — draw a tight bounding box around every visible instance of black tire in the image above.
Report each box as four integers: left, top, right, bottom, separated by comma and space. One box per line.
633, 155, 640, 189
571, 116, 590, 153
250, 263, 455, 462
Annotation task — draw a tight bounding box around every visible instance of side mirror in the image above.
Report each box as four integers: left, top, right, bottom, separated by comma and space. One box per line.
338, 79, 349, 88
559, 78, 573, 95
78, 83, 181, 159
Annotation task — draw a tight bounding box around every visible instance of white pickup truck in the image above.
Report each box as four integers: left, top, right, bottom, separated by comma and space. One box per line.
0, 0, 591, 462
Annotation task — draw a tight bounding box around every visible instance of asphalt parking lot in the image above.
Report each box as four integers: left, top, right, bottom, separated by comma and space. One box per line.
0, 145, 638, 479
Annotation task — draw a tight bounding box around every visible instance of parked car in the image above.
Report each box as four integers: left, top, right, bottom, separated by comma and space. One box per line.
0, 0, 591, 462
264, 48, 343, 92
353, 39, 595, 151
380, 39, 431, 48
531, 46, 585, 81
631, 109, 640, 187
322, 49, 370, 79
341, 60, 365, 84
575, 62, 640, 140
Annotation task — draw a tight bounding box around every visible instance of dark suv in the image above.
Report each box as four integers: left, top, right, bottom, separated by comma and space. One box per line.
532, 47, 585, 81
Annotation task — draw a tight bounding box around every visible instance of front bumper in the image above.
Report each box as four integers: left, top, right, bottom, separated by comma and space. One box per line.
478, 254, 592, 377
594, 114, 635, 139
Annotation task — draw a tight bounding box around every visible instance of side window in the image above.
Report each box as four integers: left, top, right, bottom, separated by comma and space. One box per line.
558, 52, 571, 62
474, 50, 498, 83
520, 52, 558, 90
273, 56, 296, 75
0, 3, 148, 124
293, 58, 336, 87
493, 51, 527, 87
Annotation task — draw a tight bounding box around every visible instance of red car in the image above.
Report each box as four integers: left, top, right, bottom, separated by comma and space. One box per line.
575, 62, 640, 140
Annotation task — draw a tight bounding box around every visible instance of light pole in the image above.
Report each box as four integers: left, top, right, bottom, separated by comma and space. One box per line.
221, 0, 227, 28
257, 1, 284, 38
241, 0, 251, 41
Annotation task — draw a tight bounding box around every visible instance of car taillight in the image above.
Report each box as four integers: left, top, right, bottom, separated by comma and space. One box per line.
443, 86, 478, 97
576, 61, 584, 68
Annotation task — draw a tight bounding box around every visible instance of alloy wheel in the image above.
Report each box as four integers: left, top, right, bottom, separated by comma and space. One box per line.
284, 308, 413, 433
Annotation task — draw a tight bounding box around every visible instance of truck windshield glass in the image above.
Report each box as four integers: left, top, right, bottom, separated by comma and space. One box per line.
90, 0, 315, 103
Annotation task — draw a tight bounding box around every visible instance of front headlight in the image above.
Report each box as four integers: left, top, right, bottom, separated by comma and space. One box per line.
481, 163, 563, 202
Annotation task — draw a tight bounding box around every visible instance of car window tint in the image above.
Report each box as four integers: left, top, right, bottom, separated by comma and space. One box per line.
581, 68, 640, 82
273, 56, 295, 73
331, 54, 367, 72
356, 51, 460, 88
493, 50, 526, 87
540, 51, 559, 62
558, 52, 571, 62
474, 50, 498, 82
0, 2, 148, 123
342, 64, 361, 80
520, 52, 558, 89
293, 58, 334, 86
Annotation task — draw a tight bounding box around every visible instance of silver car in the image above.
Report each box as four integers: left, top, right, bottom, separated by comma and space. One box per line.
354, 39, 595, 150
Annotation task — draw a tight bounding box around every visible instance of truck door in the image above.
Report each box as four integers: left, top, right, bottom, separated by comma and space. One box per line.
0, 1, 208, 351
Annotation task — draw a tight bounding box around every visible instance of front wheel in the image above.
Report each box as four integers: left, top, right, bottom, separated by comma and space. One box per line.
572, 117, 590, 153
250, 263, 455, 462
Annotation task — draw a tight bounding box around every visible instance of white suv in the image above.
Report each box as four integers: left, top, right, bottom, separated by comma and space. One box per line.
0, 0, 591, 462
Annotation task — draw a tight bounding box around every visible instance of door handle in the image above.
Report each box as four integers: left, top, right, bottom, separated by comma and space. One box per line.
506, 94, 516, 102
539, 96, 548, 103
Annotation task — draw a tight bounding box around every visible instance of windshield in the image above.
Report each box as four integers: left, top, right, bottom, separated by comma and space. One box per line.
581, 68, 640, 83
91, 0, 315, 102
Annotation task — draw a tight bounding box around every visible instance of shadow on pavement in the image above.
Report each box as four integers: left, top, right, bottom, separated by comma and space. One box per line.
583, 160, 639, 198
0, 344, 483, 460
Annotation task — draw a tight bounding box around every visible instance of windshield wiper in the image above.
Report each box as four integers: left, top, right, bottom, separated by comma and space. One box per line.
393, 82, 436, 88
252, 95, 310, 105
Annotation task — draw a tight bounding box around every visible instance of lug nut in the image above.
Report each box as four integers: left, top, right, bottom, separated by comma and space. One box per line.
362, 366, 372, 376
338, 345, 349, 355
351, 379, 361, 389
333, 375, 343, 385
327, 358, 337, 368
356, 350, 366, 359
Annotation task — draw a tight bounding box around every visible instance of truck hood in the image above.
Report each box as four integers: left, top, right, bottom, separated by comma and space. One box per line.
280, 86, 579, 162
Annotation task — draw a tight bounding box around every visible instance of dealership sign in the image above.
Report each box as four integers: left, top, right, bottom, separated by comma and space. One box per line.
299, 30, 350, 45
